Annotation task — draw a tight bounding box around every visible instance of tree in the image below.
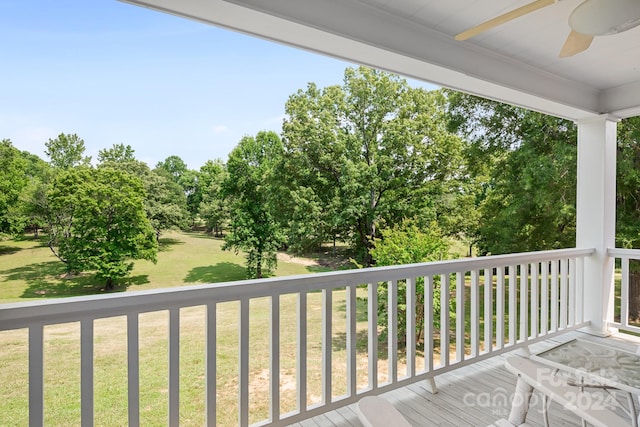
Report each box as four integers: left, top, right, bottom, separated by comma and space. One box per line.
46, 167, 157, 289
9, 157, 52, 237
97, 146, 189, 240
198, 159, 229, 236
282, 67, 465, 263
370, 220, 450, 345
446, 91, 577, 255
180, 169, 201, 224
45, 133, 91, 169
97, 143, 136, 163
155, 155, 188, 182
155, 155, 200, 225
0, 139, 29, 233
0, 140, 52, 236
144, 171, 189, 240
223, 131, 283, 279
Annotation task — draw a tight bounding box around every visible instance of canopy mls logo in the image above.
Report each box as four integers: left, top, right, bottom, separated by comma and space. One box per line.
462, 386, 512, 417
463, 367, 621, 417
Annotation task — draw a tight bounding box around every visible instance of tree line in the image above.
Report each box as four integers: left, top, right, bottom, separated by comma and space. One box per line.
2, 66, 640, 291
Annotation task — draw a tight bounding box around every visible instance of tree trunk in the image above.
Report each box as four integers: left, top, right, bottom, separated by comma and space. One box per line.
256, 252, 263, 279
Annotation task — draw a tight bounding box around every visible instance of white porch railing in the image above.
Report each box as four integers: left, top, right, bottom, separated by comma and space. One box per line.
0, 248, 593, 426
608, 248, 640, 334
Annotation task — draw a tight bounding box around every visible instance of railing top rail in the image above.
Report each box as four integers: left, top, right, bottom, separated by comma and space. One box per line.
608, 247, 640, 257
0, 247, 594, 330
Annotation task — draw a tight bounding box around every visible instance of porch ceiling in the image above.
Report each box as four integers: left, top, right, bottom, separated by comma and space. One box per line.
123, 0, 640, 122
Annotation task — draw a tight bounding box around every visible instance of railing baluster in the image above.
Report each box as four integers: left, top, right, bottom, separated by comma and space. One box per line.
425, 276, 434, 373
29, 324, 44, 427
169, 309, 180, 427
470, 270, 479, 358
483, 269, 493, 354
206, 303, 216, 427
127, 313, 139, 427
347, 285, 357, 395
568, 258, 576, 327
531, 263, 539, 338
297, 292, 307, 415
622, 256, 630, 328
551, 259, 559, 332
560, 259, 568, 329
496, 268, 505, 349
367, 283, 378, 390
322, 289, 332, 404
406, 278, 416, 377
508, 264, 517, 345
519, 263, 528, 343
541, 262, 549, 334
270, 296, 280, 423
440, 274, 450, 367
456, 272, 464, 362
577, 257, 584, 324
388, 280, 398, 383
239, 300, 250, 427
80, 319, 94, 427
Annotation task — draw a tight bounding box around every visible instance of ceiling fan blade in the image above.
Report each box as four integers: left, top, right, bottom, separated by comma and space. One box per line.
455, 0, 555, 41
559, 30, 594, 57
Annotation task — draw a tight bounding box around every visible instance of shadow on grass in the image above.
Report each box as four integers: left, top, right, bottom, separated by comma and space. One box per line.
182, 231, 225, 241
330, 329, 391, 361
330, 329, 427, 363
184, 262, 246, 284
158, 237, 185, 252
3, 261, 152, 299
336, 295, 370, 322
0, 246, 22, 256
124, 275, 150, 287
305, 265, 333, 274
2, 261, 102, 299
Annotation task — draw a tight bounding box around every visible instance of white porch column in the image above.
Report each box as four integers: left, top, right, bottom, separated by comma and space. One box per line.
576, 115, 618, 336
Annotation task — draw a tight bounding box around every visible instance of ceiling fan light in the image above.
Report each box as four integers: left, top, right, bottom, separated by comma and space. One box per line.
569, 0, 640, 35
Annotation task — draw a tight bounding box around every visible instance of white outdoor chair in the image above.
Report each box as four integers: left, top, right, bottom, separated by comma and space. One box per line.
355, 396, 412, 427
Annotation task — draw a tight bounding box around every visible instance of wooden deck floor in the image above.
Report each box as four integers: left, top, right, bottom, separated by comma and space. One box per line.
290, 331, 640, 427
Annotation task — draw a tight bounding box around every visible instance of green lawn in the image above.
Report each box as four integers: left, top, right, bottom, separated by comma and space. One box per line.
0, 231, 324, 304
0, 232, 390, 426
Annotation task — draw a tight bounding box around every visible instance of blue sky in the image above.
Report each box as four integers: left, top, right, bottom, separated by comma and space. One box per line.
1, 0, 434, 170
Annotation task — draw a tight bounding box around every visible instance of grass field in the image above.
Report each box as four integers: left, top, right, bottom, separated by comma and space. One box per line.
0, 231, 329, 305
0, 232, 410, 426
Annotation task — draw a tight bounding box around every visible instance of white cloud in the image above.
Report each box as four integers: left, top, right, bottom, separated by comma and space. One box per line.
213, 125, 230, 134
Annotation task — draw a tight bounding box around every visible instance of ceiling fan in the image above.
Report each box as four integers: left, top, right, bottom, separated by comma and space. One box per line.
454, 0, 640, 57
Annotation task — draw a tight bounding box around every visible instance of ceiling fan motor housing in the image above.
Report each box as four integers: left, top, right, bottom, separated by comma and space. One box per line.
569, 0, 640, 35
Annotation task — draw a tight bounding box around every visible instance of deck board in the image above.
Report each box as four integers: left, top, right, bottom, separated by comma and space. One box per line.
289, 331, 640, 426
